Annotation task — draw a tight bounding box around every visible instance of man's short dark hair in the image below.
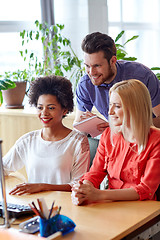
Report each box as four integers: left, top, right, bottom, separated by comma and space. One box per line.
81, 32, 116, 62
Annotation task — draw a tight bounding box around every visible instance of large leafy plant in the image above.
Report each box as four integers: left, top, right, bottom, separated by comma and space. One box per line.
0, 21, 85, 104
19, 20, 84, 91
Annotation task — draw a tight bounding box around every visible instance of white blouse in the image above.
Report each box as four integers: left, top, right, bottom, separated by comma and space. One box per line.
3, 129, 90, 186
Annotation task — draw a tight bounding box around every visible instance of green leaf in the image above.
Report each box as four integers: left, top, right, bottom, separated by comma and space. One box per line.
29, 31, 33, 40
116, 52, 126, 60
115, 43, 124, 49
19, 51, 23, 57
0, 91, 3, 104
41, 36, 45, 43
35, 31, 39, 40
39, 23, 43, 31
115, 30, 125, 42
124, 35, 139, 45
59, 36, 62, 43
53, 25, 58, 34
57, 24, 64, 30
151, 67, 160, 70
30, 53, 34, 58
0, 79, 16, 90
35, 20, 39, 27
156, 73, 160, 80
122, 57, 137, 61
20, 30, 25, 39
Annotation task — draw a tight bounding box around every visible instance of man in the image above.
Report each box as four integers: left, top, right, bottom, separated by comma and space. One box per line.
75, 32, 160, 130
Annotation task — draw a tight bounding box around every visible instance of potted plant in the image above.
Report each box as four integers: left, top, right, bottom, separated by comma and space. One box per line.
0, 69, 28, 108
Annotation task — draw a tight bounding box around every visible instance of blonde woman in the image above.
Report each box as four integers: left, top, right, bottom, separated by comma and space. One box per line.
72, 79, 160, 205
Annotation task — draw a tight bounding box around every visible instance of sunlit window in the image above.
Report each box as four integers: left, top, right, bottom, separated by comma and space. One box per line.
0, 0, 42, 73
107, 0, 160, 68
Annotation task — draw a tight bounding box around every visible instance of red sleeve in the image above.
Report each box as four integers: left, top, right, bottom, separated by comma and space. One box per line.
133, 129, 160, 200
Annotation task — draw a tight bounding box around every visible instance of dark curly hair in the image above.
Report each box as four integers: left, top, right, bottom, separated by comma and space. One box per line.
28, 75, 74, 117
81, 32, 116, 63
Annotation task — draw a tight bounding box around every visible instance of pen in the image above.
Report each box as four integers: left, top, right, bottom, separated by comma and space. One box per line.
48, 200, 55, 219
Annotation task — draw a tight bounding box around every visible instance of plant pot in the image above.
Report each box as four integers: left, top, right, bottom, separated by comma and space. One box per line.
2, 81, 27, 109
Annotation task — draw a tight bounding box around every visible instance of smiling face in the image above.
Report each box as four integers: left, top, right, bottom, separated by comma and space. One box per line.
37, 94, 67, 128
108, 91, 124, 130
84, 51, 117, 85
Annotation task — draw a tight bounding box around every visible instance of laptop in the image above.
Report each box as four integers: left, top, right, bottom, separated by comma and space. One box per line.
0, 140, 33, 225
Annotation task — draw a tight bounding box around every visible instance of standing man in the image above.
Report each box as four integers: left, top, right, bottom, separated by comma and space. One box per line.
75, 32, 160, 130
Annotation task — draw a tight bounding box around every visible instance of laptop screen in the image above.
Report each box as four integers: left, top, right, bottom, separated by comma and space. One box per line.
0, 139, 10, 227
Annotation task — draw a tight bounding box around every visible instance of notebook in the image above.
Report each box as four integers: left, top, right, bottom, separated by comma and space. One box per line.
73, 115, 108, 137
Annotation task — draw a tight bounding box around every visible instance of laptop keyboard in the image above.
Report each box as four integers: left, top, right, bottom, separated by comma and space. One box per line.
0, 201, 34, 218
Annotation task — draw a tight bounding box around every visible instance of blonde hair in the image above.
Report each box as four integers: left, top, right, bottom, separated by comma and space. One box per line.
109, 79, 153, 153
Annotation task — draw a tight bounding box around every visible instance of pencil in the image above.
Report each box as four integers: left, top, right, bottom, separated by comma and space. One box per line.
28, 203, 41, 217
37, 198, 45, 218
31, 201, 44, 218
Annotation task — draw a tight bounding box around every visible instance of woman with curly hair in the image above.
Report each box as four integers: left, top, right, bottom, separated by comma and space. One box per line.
3, 75, 90, 195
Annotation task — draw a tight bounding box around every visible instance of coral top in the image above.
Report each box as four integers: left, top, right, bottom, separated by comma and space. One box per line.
82, 127, 160, 200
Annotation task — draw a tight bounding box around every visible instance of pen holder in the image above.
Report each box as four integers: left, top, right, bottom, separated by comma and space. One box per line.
39, 214, 76, 238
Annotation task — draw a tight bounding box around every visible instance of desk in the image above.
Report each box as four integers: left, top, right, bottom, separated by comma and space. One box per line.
0, 175, 160, 240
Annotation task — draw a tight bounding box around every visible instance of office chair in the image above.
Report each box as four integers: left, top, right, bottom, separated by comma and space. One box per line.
87, 136, 99, 167
87, 136, 108, 190
156, 185, 160, 201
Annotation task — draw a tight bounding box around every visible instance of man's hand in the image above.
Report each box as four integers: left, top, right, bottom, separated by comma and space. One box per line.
74, 109, 109, 134
80, 111, 95, 121
97, 122, 109, 131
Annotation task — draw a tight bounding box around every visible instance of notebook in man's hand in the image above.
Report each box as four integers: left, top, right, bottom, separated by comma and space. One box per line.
73, 115, 108, 137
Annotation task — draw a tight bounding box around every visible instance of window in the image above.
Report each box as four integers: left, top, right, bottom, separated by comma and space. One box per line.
107, 0, 160, 69
0, 0, 42, 73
